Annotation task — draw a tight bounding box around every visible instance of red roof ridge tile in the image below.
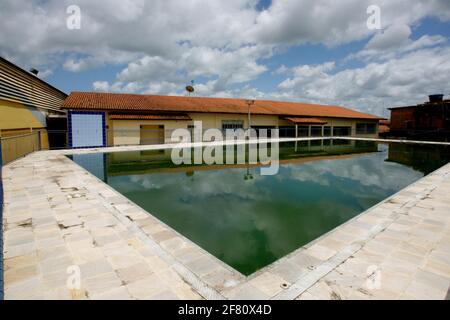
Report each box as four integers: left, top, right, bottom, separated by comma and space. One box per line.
63, 91, 384, 120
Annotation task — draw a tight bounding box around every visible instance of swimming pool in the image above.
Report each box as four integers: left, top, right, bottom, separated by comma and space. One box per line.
69, 139, 450, 275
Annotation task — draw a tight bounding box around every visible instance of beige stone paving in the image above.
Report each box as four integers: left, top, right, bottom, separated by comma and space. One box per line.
2, 139, 450, 300
2, 152, 204, 300
295, 166, 450, 300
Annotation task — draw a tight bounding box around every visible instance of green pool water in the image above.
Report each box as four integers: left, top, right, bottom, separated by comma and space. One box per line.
69, 140, 450, 275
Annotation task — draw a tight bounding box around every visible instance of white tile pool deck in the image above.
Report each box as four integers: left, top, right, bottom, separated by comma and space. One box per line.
2, 138, 450, 300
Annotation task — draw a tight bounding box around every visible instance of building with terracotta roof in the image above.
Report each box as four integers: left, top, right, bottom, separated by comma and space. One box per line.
62, 91, 383, 147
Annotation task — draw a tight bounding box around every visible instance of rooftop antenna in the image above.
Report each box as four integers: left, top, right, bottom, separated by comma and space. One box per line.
185, 80, 195, 96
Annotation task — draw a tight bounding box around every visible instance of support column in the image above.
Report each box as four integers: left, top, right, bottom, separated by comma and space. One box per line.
295, 124, 298, 138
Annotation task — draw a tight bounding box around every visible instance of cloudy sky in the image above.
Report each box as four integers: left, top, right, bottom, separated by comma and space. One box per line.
1, 0, 450, 117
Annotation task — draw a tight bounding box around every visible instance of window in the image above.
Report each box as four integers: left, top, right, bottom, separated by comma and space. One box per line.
253, 126, 276, 138
222, 120, 244, 130
279, 126, 295, 137
323, 126, 331, 136
310, 126, 323, 137
333, 126, 352, 136
297, 126, 309, 137
356, 123, 377, 134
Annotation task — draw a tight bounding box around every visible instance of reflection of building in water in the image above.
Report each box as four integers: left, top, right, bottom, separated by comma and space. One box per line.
279, 139, 377, 159
98, 139, 379, 176
70, 153, 108, 182
386, 142, 450, 175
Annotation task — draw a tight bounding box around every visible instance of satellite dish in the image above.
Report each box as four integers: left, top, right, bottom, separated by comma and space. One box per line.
185, 80, 195, 95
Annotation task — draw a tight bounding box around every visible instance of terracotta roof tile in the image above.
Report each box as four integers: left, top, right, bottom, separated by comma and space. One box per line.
284, 117, 328, 124
63, 92, 383, 120
109, 113, 191, 120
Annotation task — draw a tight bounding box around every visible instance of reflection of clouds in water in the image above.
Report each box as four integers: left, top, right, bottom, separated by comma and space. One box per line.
115, 167, 267, 202
130, 175, 164, 189
113, 149, 423, 209
283, 165, 331, 186
284, 151, 423, 190
106, 147, 428, 273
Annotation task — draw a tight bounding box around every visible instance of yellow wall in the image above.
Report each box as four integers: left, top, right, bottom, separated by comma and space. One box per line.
189, 113, 278, 128
110, 118, 190, 145
0, 99, 46, 130
0, 99, 50, 149
109, 112, 379, 146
